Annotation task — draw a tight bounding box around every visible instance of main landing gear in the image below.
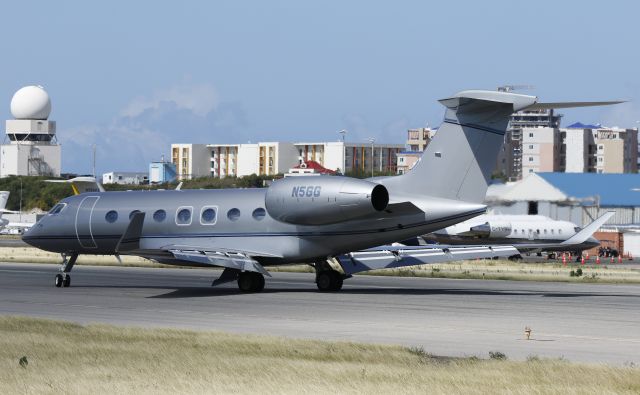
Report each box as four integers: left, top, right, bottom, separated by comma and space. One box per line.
237, 272, 265, 293
315, 260, 344, 292
55, 253, 78, 288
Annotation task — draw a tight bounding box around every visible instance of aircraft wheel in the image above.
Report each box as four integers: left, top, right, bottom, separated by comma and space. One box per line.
55, 274, 63, 288
317, 270, 342, 292
63, 275, 71, 287
237, 272, 264, 293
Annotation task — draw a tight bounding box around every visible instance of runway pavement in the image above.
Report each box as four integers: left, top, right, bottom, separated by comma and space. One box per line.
1, 262, 639, 364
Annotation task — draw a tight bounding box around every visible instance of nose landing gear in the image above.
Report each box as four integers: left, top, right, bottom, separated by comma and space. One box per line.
55, 253, 78, 288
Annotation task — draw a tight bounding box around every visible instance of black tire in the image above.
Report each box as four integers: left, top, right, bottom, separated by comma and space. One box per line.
238, 272, 254, 292
331, 274, 343, 291
237, 272, 265, 293
253, 273, 265, 292
63, 275, 71, 287
316, 271, 333, 292
55, 274, 63, 288
317, 270, 343, 292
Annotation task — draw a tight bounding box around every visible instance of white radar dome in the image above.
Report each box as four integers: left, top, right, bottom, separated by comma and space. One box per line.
10, 85, 51, 120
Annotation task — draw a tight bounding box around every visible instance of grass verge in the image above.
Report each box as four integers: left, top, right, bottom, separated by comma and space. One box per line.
1, 316, 638, 395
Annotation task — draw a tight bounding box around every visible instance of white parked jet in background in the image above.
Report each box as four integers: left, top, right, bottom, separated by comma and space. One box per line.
425, 213, 612, 258
0, 191, 34, 234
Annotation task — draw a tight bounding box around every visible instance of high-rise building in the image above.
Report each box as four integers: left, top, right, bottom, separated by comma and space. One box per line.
496, 109, 562, 180
520, 122, 638, 176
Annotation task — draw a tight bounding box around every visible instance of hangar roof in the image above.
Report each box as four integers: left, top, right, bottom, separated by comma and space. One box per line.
486, 173, 640, 207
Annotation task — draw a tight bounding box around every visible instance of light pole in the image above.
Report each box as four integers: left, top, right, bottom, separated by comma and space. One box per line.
339, 130, 347, 175
368, 137, 376, 177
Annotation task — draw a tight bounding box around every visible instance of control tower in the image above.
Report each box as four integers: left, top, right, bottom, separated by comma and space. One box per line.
1, 85, 61, 177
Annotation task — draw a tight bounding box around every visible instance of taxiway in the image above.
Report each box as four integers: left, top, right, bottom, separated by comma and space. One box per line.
0, 262, 638, 364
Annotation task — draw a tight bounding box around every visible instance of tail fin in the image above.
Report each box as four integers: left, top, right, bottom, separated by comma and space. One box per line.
561, 211, 614, 246
384, 90, 622, 203
385, 90, 537, 203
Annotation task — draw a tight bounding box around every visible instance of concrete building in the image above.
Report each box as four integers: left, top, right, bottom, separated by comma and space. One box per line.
396, 151, 422, 174
171, 144, 211, 180
1, 86, 61, 177
496, 109, 562, 181
521, 127, 564, 176
102, 171, 148, 185
285, 160, 336, 177
519, 123, 638, 177
149, 161, 177, 184
174, 141, 403, 179
406, 127, 436, 152
296, 142, 403, 175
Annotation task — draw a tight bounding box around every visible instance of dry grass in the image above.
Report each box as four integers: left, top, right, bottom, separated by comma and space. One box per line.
0, 246, 165, 268
0, 316, 638, 395
365, 259, 640, 284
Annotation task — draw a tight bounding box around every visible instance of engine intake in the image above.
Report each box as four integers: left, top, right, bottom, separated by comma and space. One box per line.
265, 176, 389, 225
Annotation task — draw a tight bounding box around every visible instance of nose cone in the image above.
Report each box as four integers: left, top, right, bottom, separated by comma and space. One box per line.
22, 224, 41, 248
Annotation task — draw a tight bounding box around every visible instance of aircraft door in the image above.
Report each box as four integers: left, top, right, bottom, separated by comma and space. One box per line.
75, 196, 99, 249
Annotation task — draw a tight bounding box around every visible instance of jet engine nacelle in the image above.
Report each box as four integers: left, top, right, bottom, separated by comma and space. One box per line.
469, 221, 512, 238
265, 176, 389, 225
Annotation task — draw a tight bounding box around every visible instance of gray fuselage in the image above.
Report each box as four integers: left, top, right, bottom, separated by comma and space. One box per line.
23, 188, 485, 265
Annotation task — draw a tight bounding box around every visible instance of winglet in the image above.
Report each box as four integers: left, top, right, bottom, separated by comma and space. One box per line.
561, 211, 615, 245
46, 177, 105, 195
115, 212, 146, 253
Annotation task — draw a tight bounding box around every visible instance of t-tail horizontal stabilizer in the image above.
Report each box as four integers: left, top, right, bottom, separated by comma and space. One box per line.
336, 245, 519, 275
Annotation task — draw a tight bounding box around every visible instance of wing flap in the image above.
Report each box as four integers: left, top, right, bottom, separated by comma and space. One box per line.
337, 245, 519, 275
167, 248, 271, 276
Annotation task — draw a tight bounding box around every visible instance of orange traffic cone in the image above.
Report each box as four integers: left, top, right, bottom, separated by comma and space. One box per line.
618, 255, 622, 264
585, 252, 590, 260
610, 256, 614, 264
596, 255, 601, 265
581, 256, 585, 265
562, 253, 567, 266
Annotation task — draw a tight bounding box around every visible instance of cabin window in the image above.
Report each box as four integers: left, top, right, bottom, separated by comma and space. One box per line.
227, 208, 241, 221
200, 206, 218, 225
129, 210, 142, 220
49, 203, 66, 215
153, 210, 166, 222
544, 229, 547, 234
558, 229, 562, 234
175, 207, 193, 226
551, 229, 554, 234
252, 208, 266, 221
105, 210, 118, 223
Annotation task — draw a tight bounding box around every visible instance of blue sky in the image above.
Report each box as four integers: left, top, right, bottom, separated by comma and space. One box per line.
1, 0, 638, 175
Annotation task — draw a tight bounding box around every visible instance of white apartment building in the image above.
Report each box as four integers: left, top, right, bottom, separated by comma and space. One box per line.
172, 141, 403, 179
171, 144, 211, 180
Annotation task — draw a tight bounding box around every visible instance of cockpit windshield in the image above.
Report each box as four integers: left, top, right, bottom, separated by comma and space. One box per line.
49, 203, 66, 215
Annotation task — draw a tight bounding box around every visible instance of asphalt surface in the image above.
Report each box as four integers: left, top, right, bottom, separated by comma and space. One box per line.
1, 262, 638, 364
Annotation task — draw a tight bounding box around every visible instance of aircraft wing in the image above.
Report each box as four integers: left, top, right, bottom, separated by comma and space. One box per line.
159, 244, 279, 277
336, 244, 519, 275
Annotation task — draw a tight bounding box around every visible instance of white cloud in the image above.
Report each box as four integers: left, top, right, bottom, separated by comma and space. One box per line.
61, 82, 248, 175
120, 82, 218, 118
